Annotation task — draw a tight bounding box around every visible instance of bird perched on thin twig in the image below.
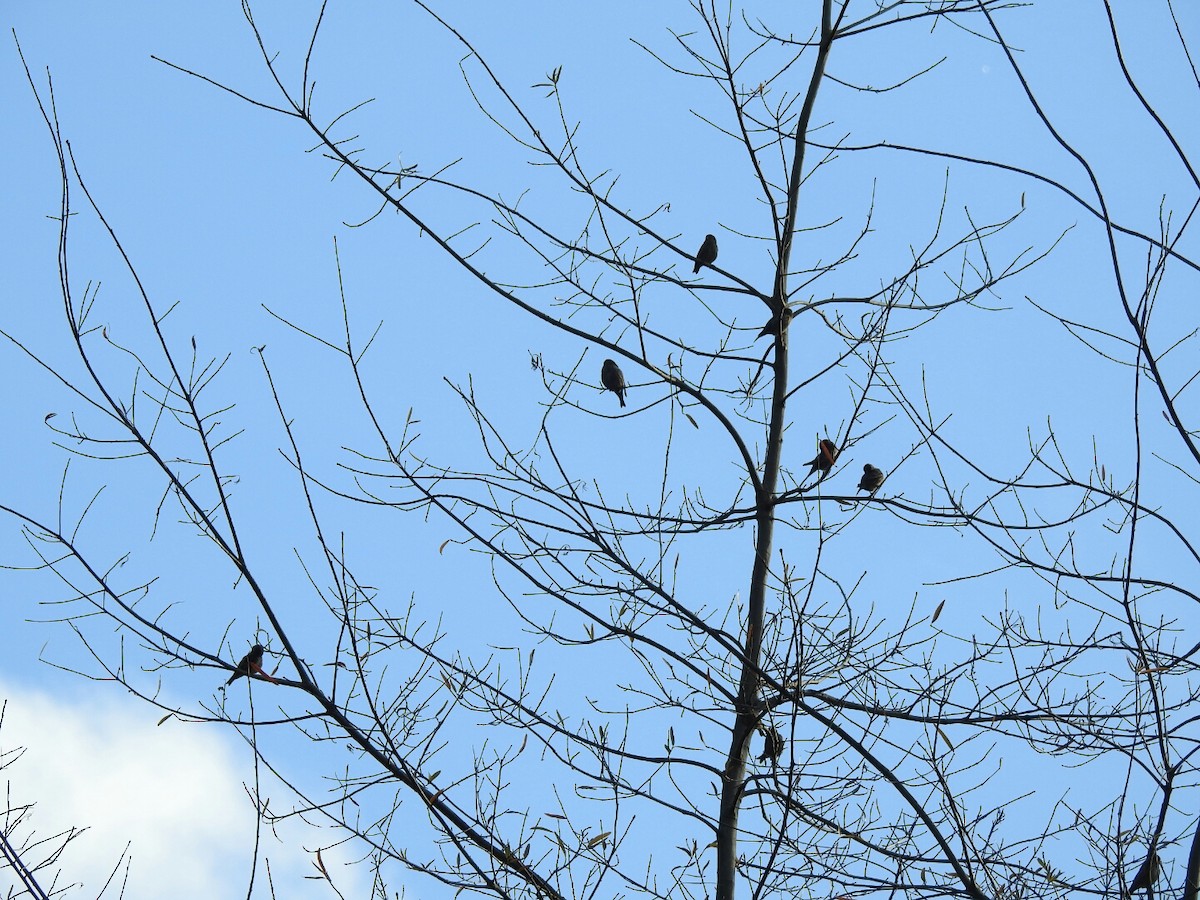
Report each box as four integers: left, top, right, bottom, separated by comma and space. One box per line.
806, 439, 838, 479
693, 234, 718, 273
1127, 851, 1160, 896
225, 644, 277, 686
601, 359, 627, 407
858, 464, 885, 494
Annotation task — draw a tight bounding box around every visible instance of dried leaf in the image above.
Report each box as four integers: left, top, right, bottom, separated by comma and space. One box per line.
439, 539, 450, 554
931, 599, 946, 623
157, 713, 173, 726
586, 832, 611, 849
936, 727, 955, 751
686, 413, 698, 429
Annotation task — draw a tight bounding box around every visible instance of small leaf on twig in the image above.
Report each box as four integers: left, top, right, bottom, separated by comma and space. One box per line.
532, 65, 563, 96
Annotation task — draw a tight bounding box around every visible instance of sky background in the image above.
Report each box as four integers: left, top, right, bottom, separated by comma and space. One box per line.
2, 2, 1199, 899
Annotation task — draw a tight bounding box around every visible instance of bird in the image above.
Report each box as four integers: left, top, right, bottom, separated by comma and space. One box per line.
693, 234, 718, 273
225, 644, 276, 686
806, 439, 838, 478
600, 359, 627, 407
858, 464, 885, 494
1128, 851, 1160, 895
758, 725, 785, 764
758, 306, 793, 340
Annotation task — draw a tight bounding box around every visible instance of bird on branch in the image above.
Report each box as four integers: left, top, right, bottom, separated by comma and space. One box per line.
806, 439, 838, 479
1127, 851, 1160, 897
858, 464, 885, 494
224, 643, 278, 686
601, 359, 627, 408
693, 233, 718, 273
757, 725, 785, 764
758, 305, 793, 340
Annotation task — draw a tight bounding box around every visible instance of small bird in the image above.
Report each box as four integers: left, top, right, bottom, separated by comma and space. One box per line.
858, 464, 885, 494
225, 644, 277, 686
757, 725, 785, 764
806, 439, 838, 478
758, 306, 793, 340
693, 234, 718, 273
600, 359, 627, 407
1128, 851, 1160, 895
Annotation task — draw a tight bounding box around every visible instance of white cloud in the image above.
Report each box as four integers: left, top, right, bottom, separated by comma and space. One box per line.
0, 678, 364, 899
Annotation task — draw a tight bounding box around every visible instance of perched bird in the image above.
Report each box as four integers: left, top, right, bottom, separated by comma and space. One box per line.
1128, 851, 1160, 895
757, 725, 785, 764
858, 464, 885, 494
225, 643, 277, 686
806, 439, 838, 478
758, 306, 793, 340
600, 359, 627, 407
693, 234, 718, 274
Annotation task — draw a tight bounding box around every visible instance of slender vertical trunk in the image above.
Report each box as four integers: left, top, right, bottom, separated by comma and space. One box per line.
714, 6, 835, 900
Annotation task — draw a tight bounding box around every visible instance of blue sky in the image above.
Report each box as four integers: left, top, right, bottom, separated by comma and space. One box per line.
3, 3, 1200, 899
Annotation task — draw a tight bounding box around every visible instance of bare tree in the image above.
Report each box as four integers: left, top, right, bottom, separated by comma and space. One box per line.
6, 2, 1200, 900
0, 703, 130, 900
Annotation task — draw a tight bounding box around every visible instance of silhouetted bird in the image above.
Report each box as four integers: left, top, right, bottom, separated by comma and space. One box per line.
693, 234, 718, 273
601, 359, 627, 407
806, 439, 838, 478
1128, 851, 1160, 895
226, 643, 276, 686
758, 306, 793, 340
758, 725, 785, 763
858, 464, 885, 494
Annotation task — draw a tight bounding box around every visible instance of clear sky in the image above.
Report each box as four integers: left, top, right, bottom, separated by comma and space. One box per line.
3, 3, 1199, 899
